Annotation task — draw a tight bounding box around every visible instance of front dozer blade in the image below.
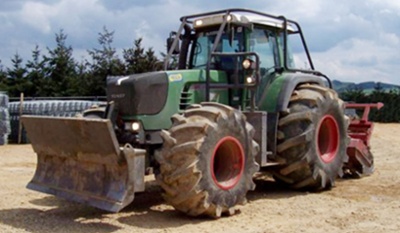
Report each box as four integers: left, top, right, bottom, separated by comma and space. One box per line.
21, 116, 145, 212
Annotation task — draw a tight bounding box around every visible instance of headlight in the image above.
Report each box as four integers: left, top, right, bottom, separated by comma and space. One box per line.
194, 20, 203, 27
131, 122, 140, 131
246, 76, 255, 84
125, 121, 141, 132
242, 59, 254, 69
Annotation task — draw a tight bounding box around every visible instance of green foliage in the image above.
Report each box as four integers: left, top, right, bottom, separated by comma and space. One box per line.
340, 83, 400, 123
0, 27, 161, 97
86, 27, 125, 96
123, 38, 161, 74
43, 30, 78, 96
0, 60, 7, 91
6, 53, 28, 97
25, 45, 46, 96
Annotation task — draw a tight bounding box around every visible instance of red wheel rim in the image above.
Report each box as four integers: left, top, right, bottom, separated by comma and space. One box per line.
211, 136, 245, 190
316, 115, 340, 163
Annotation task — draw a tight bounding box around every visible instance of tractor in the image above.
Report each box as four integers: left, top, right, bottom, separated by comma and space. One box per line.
22, 9, 377, 218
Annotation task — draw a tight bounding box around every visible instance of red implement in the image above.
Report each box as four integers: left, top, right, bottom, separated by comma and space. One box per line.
344, 102, 384, 177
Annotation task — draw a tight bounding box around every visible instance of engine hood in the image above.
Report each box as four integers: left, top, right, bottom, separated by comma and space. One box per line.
107, 71, 168, 116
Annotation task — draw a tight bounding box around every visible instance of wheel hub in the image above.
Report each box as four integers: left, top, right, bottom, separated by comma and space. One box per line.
316, 115, 340, 163
211, 136, 245, 190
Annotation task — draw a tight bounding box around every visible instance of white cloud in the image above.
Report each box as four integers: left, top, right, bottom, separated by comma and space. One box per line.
20, 1, 55, 33
370, 0, 400, 10
313, 36, 400, 84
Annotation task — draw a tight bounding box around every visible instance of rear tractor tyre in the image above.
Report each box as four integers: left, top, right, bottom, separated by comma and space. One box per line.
274, 84, 349, 190
156, 102, 259, 217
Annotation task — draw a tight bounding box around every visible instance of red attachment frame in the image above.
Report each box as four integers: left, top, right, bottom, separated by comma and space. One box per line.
346, 102, 384, 147
344, 102, 384, 176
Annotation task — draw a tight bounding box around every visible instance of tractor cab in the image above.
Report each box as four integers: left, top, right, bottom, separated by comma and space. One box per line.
165, 9, 322, 110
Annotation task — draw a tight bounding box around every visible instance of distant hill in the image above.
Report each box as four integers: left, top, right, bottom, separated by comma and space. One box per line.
332, 80, 400, 93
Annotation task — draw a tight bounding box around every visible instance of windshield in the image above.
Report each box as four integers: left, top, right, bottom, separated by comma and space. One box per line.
187, 23, 311, 73
249, 27, 279, 75
191, 27, 244, 69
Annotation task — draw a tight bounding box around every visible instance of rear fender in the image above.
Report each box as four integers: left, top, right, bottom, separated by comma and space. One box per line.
258, 73, 326, 157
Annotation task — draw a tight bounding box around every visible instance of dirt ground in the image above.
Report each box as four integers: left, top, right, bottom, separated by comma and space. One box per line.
0, 123, 399, 233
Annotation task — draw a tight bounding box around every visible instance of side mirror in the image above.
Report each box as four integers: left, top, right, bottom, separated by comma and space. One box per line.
167, 32, 180, 55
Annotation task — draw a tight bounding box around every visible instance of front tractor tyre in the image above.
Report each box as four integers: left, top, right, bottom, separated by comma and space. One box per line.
274, 84, 349, 190
156, 102, 259, 217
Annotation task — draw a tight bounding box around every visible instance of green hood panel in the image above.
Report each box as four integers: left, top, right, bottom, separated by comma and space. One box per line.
122, 70, 229, 130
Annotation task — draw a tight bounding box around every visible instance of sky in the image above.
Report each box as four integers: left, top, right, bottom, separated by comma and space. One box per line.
0, 0, 399, 84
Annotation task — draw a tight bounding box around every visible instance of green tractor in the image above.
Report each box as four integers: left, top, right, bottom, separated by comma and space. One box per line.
22, 9, 353, 217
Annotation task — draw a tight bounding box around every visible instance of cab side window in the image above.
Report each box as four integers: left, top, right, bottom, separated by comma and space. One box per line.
249, 28, 278, 76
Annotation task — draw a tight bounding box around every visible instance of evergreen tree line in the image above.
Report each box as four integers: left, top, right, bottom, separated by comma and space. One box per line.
0, 27, 162, 97
340, 84, 400, 123
0, 28, 398, 122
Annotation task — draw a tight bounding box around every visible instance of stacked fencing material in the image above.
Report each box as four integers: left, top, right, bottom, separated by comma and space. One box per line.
8, 100, 106, 143
0, 93, 11, 145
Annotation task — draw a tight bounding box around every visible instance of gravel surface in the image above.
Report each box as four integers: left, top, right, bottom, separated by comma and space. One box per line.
0, 123, 399, 233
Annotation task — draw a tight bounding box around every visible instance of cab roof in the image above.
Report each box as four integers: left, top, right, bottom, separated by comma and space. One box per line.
181, 8, 297, 32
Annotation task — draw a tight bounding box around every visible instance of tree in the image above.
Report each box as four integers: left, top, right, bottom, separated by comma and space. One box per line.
74, 61, 93, 96
43, 29, 77, 96
6, 53, 28, 97
86, 26, 125, 96
340, 86, 366, 103
145, 48, 162, 71
1, 27, 165, 97
123, 38, 160, 74
25, 45, 46, 96
0, 60, 7, 91
368, 82, 386, 122
340, 83, 400, 123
